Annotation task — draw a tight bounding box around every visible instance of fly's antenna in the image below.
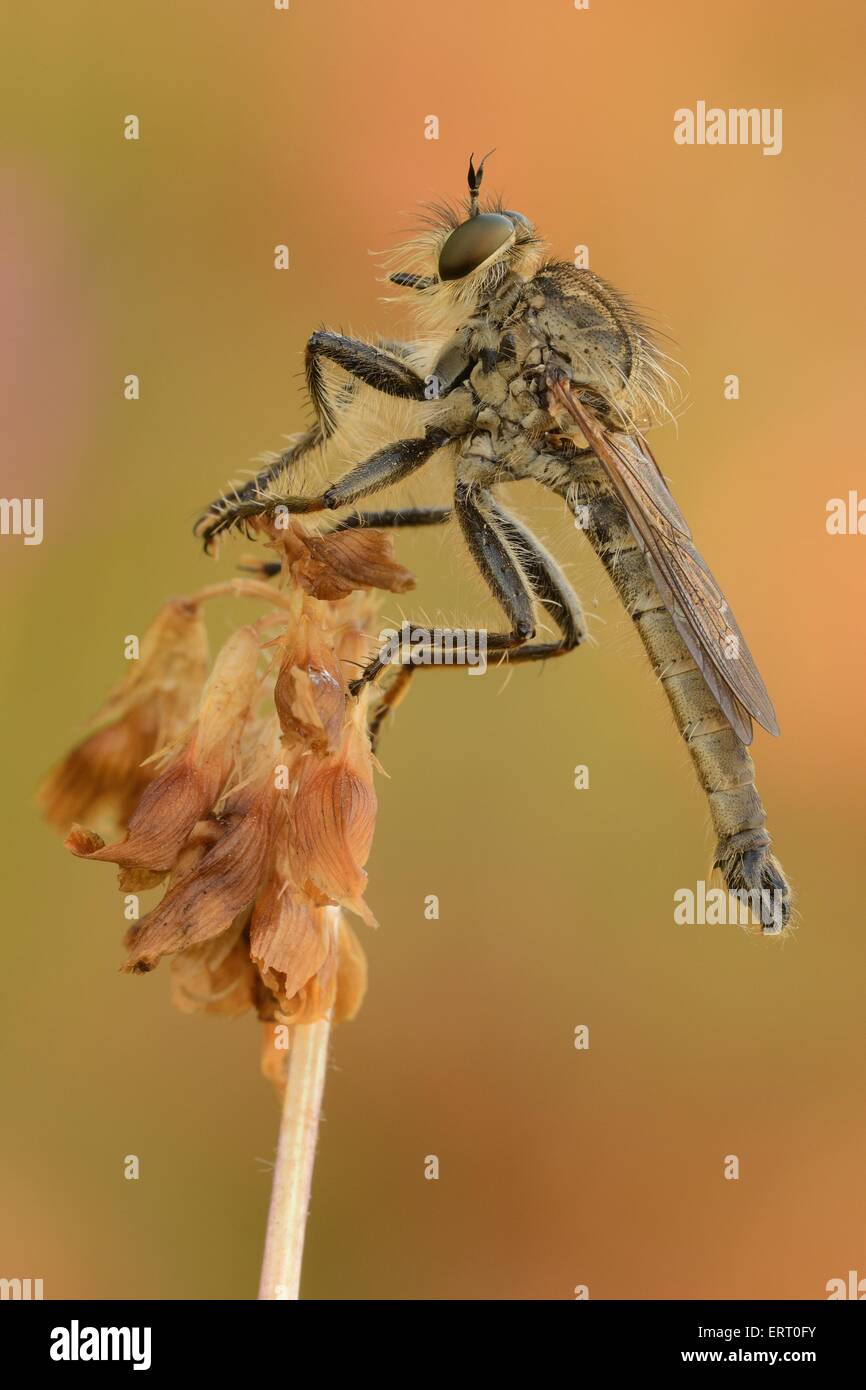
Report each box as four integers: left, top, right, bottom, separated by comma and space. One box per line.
467, 149, 495, 217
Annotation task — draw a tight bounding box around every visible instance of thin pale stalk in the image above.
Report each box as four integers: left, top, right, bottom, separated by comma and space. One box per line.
257, 908, 338, 1300
192, 577, 297, 611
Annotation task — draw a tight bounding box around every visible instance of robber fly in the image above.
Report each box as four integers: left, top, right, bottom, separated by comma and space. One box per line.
196, 153, 791, 931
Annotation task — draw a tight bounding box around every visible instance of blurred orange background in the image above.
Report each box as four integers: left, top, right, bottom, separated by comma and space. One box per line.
1, 0, 864, 1299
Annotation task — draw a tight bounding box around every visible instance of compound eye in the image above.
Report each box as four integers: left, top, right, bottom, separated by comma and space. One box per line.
437, 213, 514, 281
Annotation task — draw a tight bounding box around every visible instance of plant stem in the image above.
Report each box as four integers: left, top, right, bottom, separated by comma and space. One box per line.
257, 908, 338, 1301
192, 578, 297, 612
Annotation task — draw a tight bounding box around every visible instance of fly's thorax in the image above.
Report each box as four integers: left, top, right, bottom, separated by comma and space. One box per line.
522, 264, 676, 430
531, 303, 633, 414
471, 364, 553, 442
459, 314, 551, 435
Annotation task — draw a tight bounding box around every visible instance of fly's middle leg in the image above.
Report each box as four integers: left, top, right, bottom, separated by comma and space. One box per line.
331, 507, 452, 532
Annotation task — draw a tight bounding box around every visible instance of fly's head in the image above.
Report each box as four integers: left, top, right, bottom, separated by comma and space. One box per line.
383, 152, 548, 331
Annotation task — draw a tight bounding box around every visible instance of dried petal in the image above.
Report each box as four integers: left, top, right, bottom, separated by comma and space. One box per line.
122, 774, 281, 973
250, 876, 330, 1008
65, 627, 261, 872
170, 915, 258, 1017
274, 606, 345, 754
288, 709, 377, 924
333, 918, 367, 1023
38, 599, 209, 831
272, 926, 339, 1025
65, 825, 106, 857
295, 528, 416, 599
118, 865, 169, 893
40, 712, 157, 832
67, 762, 209, 872
190, 625, 261, 763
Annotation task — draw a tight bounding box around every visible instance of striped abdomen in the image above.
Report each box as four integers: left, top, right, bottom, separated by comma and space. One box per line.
579, 485, 791, 932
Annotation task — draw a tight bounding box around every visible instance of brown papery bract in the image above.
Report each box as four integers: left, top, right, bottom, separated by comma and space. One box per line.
250, 846, 331, 1010
265, 519, 415, 602
170, 914, 259, 1018
295, 527, 415, 600
288, 701, 378, 927
256, 916, 367, 1032
122, 758, 281, 973
273, 598, 346, 755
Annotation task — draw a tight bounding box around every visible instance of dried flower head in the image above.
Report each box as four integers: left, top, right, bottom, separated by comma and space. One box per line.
41, 519, 413, 1088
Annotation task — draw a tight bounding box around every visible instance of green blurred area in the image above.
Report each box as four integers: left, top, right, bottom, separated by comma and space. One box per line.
1, 1, 864, 1299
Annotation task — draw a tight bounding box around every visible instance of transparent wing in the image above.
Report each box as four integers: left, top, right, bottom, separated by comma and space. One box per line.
552, 385, 779, 744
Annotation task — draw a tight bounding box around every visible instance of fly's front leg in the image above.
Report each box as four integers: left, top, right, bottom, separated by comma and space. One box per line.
306, 331, 432, 438
196, 333, 437, 550
196, 427, 452, 549
195, 477, 322, 551
194, 427, 323, 551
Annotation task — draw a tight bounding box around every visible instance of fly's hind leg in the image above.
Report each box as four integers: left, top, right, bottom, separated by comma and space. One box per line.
368, 666, 415, 753
348, 482, 586, 698
331, 508, 452, 750
483, 494, 587, 656
348, 482, 535, 696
